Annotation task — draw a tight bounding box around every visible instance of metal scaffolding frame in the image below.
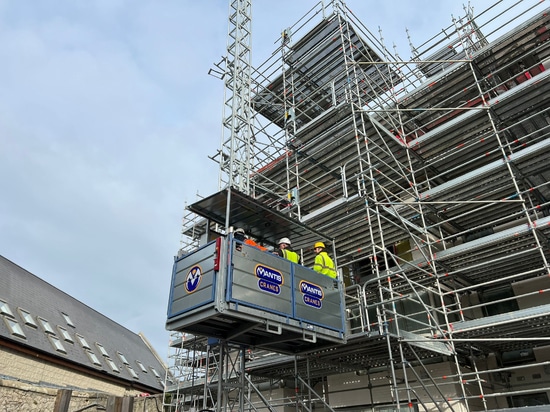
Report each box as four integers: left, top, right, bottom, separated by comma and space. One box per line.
166, 0, 550, 411
164, 332, 333, 412
211, 0, 254, 195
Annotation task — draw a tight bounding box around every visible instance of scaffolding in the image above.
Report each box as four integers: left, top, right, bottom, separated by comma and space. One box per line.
166, 0, 550, 410
165, 333, 258, 412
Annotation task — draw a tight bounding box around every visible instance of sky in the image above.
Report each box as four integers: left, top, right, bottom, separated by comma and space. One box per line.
0, 0, 544, 365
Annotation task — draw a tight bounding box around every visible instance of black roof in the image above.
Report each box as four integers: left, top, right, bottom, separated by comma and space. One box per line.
187, 187, 333, 252
0, 255, 166, 392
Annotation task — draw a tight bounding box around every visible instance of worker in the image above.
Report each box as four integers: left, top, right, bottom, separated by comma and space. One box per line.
234, 228, 267, 251
276, 237, 300, 264
312, 241, 337, 279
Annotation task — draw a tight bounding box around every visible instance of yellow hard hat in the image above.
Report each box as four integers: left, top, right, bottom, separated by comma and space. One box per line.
314, 242, 325, 249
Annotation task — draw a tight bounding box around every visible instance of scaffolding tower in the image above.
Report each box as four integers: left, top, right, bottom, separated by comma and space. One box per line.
166, 0, 550, 410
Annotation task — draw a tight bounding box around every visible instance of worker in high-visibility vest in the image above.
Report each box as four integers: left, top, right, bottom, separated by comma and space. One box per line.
312, 241, 337, 279
276, 237, 300, 264
234, 228, 267, 252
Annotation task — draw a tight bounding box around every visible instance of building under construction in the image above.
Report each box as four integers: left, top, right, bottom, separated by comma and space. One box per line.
164, 1, 550, 411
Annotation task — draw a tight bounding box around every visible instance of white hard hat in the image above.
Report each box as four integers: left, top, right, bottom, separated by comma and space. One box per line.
234, 228, 246, 240
278, 237, 291, 246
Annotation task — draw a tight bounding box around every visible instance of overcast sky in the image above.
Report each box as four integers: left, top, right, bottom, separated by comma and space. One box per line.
0, 0, 544, 363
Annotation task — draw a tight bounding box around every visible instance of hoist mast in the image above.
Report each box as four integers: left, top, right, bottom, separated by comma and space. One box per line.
212, 0, 254, 197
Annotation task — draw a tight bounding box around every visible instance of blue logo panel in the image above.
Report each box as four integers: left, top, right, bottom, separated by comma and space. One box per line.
303, 294, 322, 308
300, 280, 323, 309
255, 264, 283, 295
258, 279, 281, 294
185, 265, 202, 293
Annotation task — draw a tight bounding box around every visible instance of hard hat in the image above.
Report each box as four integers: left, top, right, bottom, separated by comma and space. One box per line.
314, 242, 326, 249
278, 237, 291, 246
234, 228, 246, 240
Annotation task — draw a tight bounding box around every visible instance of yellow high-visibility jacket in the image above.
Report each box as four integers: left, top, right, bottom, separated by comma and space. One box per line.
313, 251, 336, 278
279, 248, 300, 264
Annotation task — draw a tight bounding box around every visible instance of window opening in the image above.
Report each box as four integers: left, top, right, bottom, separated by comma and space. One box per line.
48, 335, 67, 354
76, 334, 91, 350
0, 300, 15, 318
106, 358, 120, 373
57, 326, 74, 343
61, 312, 75, 327
18, 308, 37, 328
127, 366, 139, 379
95, 342, 109, 357
136, 360, 148, 373
118, 352, 129, 365
37, 317, 55, 334
85, 350, 102, 366
4, 317, 26, 339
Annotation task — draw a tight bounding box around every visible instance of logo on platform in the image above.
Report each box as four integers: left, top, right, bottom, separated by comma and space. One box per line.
299, 280, 323, 309
255, 264, 283, 295
185, 265, 202, 293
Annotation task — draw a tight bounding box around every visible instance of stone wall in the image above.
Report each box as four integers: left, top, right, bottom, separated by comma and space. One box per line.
0, 346, 136, 396
0, 347, 164, 411
0, 379, 164, 411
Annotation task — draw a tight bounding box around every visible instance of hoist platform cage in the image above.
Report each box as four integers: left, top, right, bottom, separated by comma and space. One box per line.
166, 189, 347, 354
